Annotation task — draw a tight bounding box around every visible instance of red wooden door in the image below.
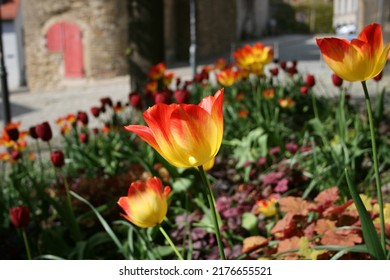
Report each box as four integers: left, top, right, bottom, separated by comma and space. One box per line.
46, 22, 84, 78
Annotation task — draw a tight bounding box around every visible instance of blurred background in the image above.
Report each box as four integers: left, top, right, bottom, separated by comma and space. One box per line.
0, 0, 389, 92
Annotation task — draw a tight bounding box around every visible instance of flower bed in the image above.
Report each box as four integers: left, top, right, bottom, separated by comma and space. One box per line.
1, 23, 390, 260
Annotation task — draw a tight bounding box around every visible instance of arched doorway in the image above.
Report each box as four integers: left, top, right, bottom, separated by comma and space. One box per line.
46, 21, 84, 78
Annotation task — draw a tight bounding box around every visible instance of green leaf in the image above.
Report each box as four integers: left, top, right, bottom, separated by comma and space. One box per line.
345, 168, 386, 259
70, 191, 125, 257
241, 212, 259, 235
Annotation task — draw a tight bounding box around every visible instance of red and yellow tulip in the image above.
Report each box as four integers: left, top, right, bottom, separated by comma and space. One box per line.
279, 97, 295, 109
316, 23, 390, 82
262, 88, 275, 100
216, 68, 239, 87
233, 43, 273, 75
255, 195, 278, 217
117, 177, 171, 228
125, 89, 224, 168
148, 62, 166, 80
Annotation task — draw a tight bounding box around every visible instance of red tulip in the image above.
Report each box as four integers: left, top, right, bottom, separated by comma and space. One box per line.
90, 107, 100, 118
174, 89, 190, 104
35, 122, 52, 142
77, 111, 89, 126
4, 123, 19, 141
100, 97, 113, 108
331, 73, 343, 87
9, 206, 31, 228
306, 74, 315, 87
129, 91, 143, 110
29, 126, 38, 139
51, 150, 65, 168
373, 71, 383, 82
300, 86, 309, 95
79, 133, 89, 144
269, 67, 279, 76
11, 150, 22, 161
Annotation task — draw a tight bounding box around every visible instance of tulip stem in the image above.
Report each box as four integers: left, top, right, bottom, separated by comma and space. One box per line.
361, 81, 385, 251
158, 226, 184, 260
198, 165, 226, 260
60, 170, 81, 242
311, 89, 319, 120
22, 228, 32, 260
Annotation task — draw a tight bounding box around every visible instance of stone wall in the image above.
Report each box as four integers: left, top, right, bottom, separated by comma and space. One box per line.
22, 0, 128, 90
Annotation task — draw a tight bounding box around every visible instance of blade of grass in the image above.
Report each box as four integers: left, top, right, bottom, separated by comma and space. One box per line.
70, 191, 125, 257
345, 168, 386, 259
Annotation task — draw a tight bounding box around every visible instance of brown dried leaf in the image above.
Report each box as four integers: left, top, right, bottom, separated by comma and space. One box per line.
323, 200, 353, 216
271, 213, 295, 235
242, 236, 269, 254
303, 222, 316, 239
276, 236, 300, 260
320, 230, 362, 246
314, 187, 339, 205
279, 196, 313, 216
315, 219, 336, 235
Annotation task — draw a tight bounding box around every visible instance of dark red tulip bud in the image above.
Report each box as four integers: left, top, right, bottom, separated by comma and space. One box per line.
100, 97, 113, 108
291, 60, 298, 67
300, 86, 309, 95
129, 92, 143, 109
280, 61, 287, 70
51, 150, 65, 168
29, 126, 38, 139
332, 74, 343, 87
285, 142, 298, 154
176, 77, 181, 87
287, 66, 298, 75
77, 111, 89, 126
35, 122, 52, 142
11, 150, 22, 161
79, 133, 89, 144
154, 92, 169, 104
5, 127, 19, 142
306, 74, 315, 87
9, 206, 30, 228
90, 107, 100, 118
92, 128, 99, 135
373, 71, 383, 82
269, 67, 279, 76
174, 89, 190, 104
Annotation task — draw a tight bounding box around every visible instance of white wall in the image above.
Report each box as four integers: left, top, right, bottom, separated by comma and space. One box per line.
1, 5, 25, 91
2, 21, 20, 90
333, 0, 358, 28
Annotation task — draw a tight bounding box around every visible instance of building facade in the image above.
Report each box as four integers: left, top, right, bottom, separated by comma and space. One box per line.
333, 0, 390, 42
22, 0, 129, 90
1, 0, 25, 90
22, 0, 270, 90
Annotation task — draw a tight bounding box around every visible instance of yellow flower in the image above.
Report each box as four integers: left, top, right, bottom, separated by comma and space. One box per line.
316, 23, 390, 82
256, 195, 277, 217
117, 177, 171, 228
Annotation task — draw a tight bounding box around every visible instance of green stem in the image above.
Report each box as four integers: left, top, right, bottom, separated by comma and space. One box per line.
60, 170, 81, 242
35, 140, 44, 177
158, 226, 183, 260
311, 89, 319, 120
198, 165, 226, 260
361, 81, 385, 251
22, 228, 32, 260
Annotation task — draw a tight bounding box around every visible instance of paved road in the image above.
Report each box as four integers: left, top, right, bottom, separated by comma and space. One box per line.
1, 34, 389, 135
